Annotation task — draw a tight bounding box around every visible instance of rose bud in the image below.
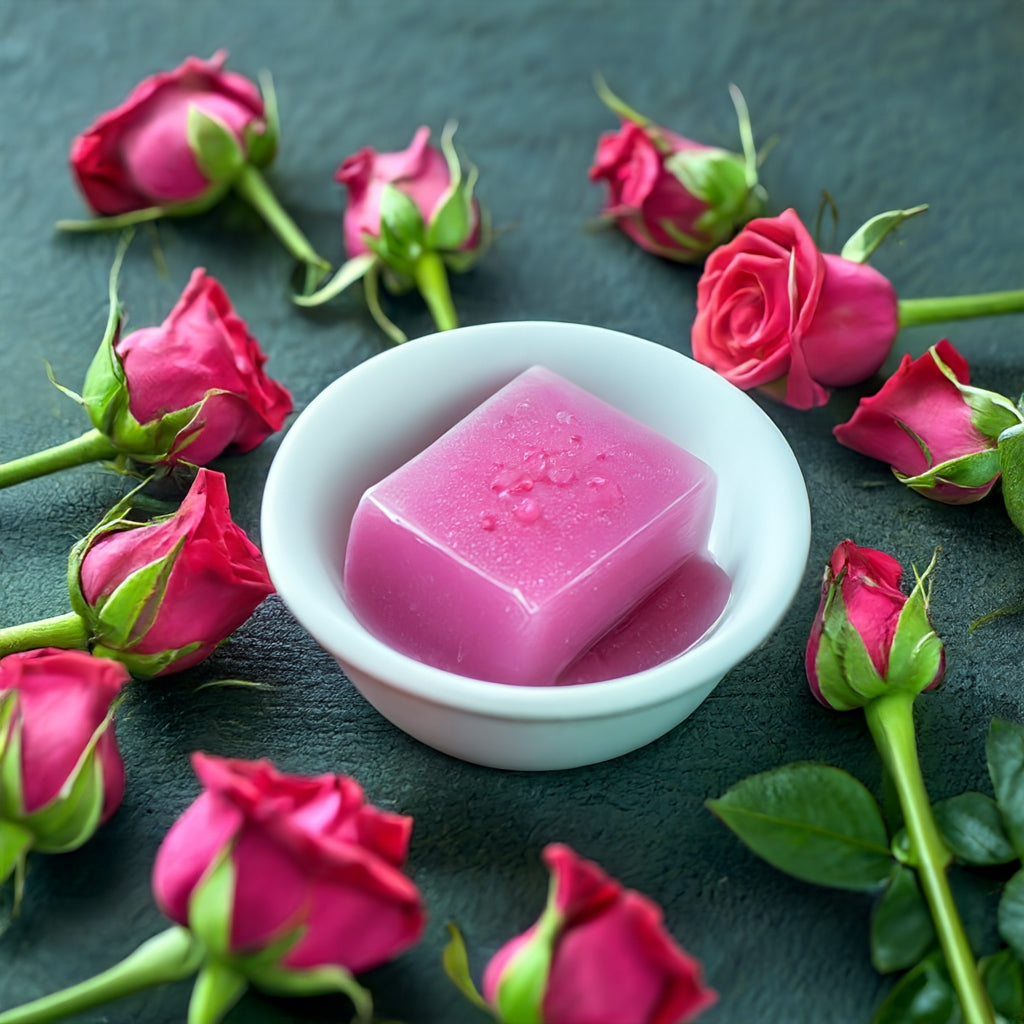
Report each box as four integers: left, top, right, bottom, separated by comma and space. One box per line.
61, 51, 329, 292
691, 205, 1024, 410
0, 255, 292, 490
0, 649, 128, 887
65, 468, 274, 678
296, 123, 490, 343
153, 753, 425, 1018
480, 843, 715, 1024
834, 340, 1022, 504
806, 540, 945, 712
589, 79, 765, 263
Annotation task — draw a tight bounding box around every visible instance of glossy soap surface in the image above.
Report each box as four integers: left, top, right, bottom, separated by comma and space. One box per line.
343, 365, 717, 685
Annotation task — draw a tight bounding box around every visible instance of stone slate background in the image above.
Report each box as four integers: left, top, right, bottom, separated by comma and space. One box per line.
1, 2, 1023, 1022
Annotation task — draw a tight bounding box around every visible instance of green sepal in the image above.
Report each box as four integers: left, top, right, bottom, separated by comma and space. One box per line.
441, 922, 493, 1015
188, 847, 237, 958
188, 962, 248, 1024
932, 791, 1018, 866
870, 950, 957, 1024
243, 69, 279, 169
291, 253, 377, 308
87, 538, 183, 650
998, 868, 1024, 964
426, 122, 479, 252
379, 183, 427, 255
986, 718, 1024, 858
928, 343, 1024, 439
997, 423, 1024, 535
707, 762, 895, 890
592, 74, 655, 131
840, 204, 928, 264
188, 106, 247, 185
895, 450, 1002, 497
0, 691, 23, 820
250, 963, 373, 1024
979, 948, 1024, 1022
23, 741, 106, 853
885, 551, 944, 698
493, 883, 560, 1024
812, 579, 889, 710
0, 820, 34, 884
55, 187, 230, 232
870, 865, 935, 973
363, 224, 416, 279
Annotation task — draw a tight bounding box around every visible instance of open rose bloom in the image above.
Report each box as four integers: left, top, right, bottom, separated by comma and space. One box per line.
691, 208, 899, 409
153, 753, 425, 1006
0, 649, 128, 879
481, 843, 715, 1024
806, 540, 945, 712
834, 339, 1022, 504
69, 50, 274, 217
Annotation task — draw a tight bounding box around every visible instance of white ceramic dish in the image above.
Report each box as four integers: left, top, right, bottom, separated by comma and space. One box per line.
261, 321, 810, 770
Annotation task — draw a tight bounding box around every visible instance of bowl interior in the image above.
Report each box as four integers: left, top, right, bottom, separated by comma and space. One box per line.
261, 321, 810, 719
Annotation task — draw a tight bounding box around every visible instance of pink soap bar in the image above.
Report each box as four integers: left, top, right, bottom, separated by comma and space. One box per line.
343, 365, 716, 685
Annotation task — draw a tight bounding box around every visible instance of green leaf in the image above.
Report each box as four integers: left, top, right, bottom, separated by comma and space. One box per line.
871, 951, 959, 1024
998, 424, 1024, 536
187, 106, 246, 185
933, 792, 1018, 866
442, 922, 492, 1014
871, 865, 936, 973
707, 763, 895, 890
987, 719, 1024, 857
980, 949, 1024, 1022
840, 204, 929, 264
188, 962, 248, 1024
998, 868, 1024, 963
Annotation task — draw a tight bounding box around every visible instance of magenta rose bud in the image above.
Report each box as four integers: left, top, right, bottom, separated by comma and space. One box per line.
69, 51, 272, 216
806, 540, 945, 712
153, 753, 425, 982
691, 208, 899, 409
589, 83, 764, 263
834, 339, 1022, 504
84, 268, 293, 468
70, 468, 274, 678
0, 649, 128, 877
482, 843, 716, 1024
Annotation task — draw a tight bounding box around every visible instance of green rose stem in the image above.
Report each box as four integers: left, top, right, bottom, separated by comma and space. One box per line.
0, 927, 204, 1024
0, 614, 89, 657
0, 429, 118, 489
231, 165, 331, 296
412, 250, 458, 332
898, 290, 1024, 328
864, 691, 995, 1024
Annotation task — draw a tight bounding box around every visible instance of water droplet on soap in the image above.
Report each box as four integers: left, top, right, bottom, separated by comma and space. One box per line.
479, 513, 497, 531
491, 467, 533, 495
556, 410, 576, 425
512, 498, 541, 524
522, 449, 547, 478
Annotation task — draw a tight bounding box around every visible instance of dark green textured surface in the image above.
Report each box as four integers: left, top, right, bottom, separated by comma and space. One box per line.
2, 1, 1024, 1021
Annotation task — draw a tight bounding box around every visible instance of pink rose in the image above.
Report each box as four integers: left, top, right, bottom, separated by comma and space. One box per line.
691, 208, 899, 409
86, 268, 293, 467
0, 649, 128, 864
834, 339, 1018, 504
589, 120, 761, 263
153, 753, 425, 976
806, 541, 945, 711
69, 51, 272, 215
335, 125, 480, 259
482, 843, 715, 1024
72, 468, 274, 678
